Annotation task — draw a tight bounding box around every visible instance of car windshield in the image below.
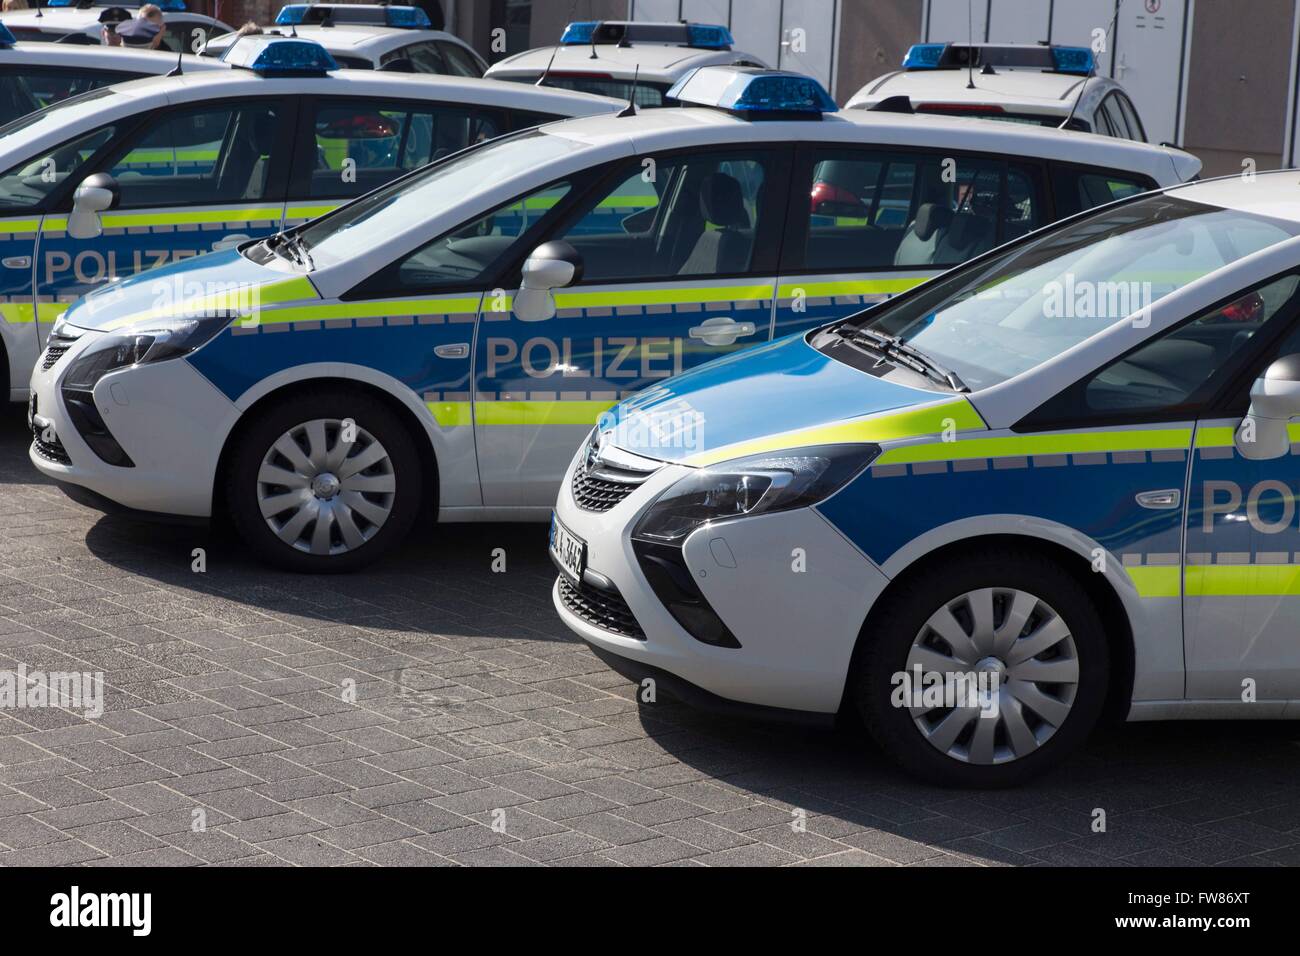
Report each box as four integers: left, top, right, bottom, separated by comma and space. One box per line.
831, 194, 1300, 391
293, 129, 591, 269
0, 85, 119, 141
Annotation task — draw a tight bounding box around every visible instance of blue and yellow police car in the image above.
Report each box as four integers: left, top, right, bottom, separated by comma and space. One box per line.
28, 65, 1197, 578
553, 170, 1300, 786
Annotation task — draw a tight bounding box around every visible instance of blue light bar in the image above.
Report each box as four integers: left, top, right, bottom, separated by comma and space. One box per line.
1051, 45, 1095, 75
685, 24, 734, 50
0, 22, 15, 48
667, 67, 837, 118
902, 43, 946, 69
560, 21, 597, 45
275, 4, 431, 28
221, 36, 339, 75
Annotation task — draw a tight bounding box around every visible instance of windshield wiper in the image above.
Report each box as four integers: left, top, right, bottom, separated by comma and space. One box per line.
839, 326, 970, 392
268, 232, 314, 271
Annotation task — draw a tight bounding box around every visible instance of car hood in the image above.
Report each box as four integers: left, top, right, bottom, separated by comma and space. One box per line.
62, 249, 315, 333
601, 333, 986, 467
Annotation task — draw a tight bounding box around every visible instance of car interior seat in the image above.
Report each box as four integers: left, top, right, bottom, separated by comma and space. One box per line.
679, 172, 754, 275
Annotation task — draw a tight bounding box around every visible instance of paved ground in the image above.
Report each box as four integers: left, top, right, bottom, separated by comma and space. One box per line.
2, 408, 1300, 867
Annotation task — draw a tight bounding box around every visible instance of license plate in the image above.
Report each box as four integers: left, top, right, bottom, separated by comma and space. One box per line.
549, 514, 586, 584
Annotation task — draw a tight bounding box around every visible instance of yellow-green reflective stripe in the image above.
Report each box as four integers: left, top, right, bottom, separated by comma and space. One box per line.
101, 208, 282, 228
0, 302, 64, 325
98, 277, 320, 331
553, 285, 772, 309
1195, 423, 1300, 448
475, 400, 613, 426
286, 204, 340, 219
876, 428, 1193, 466
426, 400, 614, 428
261, 297, 482, 325
777, 278, 928, 299
0, 218, 40, 233
1186, 565, 1300, 597
683, 399, 986, 468
1128, 566, 1181, 599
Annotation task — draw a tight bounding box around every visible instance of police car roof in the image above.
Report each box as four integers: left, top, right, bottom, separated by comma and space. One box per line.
204, 25, 471, 56
1166, 170, 1300, 222
0, 41, 226, 71
537, 105, 1198, 184
486, 42, 767, 84
848, 67, 1102, 114
0, 6, 226, 30
116, 65, 625, 113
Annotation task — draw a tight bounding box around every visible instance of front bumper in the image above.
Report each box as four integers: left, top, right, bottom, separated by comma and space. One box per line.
552, 450, 891, 715
27, 329, 239, 518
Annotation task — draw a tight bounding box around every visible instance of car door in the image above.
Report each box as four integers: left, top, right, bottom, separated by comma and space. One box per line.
774, 145, 1048, 341
283, 96, 507, 226
472, 145, 792, 508
35, 97, 292, 325
0, 121, 119, 396
1181, 273, 1300, 700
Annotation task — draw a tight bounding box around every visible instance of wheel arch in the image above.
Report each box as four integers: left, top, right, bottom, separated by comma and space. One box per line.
843, 529, 1138, 726
212, 372, 442, 526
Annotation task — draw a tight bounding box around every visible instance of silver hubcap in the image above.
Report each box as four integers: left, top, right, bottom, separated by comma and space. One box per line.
906, 587, 1079, 765
256, 419, 396, 556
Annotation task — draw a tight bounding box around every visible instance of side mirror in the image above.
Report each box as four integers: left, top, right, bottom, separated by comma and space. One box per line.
513, 241, 583, 322
1236, 354, 1300, 460
68, 173, 118, 240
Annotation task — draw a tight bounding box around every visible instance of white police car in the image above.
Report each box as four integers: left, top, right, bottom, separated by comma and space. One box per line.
2, 0, 231, 51
848, 43, 1150, 143
0, 24, 228, 125
25, 67, 1199, 577
551, 169, 1300, 787
0, 35, 620, 403
485, 20, 769, 108
200, 4, 486, 76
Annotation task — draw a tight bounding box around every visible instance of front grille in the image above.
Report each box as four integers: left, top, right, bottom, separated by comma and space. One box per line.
571, 468, 645, 513
41, 345, 69, 371
557, 575, 645, 640
31, 428, 71, 465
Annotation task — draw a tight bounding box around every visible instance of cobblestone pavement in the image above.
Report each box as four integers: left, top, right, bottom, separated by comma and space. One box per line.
1, 408, 1299, 867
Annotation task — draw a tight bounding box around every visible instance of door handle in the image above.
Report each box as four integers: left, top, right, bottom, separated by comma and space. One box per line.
433, 343, 469, 359
1136, 489, 1181, 510
211, 233, 251, 253
689, 317, 758, 347
1, 256, 30, 269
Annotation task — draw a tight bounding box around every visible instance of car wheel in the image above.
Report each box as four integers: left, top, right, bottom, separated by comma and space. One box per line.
227, 390, 422, 573
854, 549, 1109, 787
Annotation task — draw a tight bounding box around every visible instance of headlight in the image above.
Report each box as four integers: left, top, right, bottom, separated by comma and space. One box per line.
62, 314, 234, 391
632, 443, 880, 544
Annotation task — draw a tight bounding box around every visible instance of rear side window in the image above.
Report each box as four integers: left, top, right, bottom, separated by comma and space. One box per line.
1100, 95, 1131, 140
789, 149, 1046, 273
1051, 164, 1154, 217
298, 100, 504, 200
436, 41, 484, 77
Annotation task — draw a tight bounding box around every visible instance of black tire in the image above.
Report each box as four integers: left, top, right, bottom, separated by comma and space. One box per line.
854, 548, 1109, 788
226, 389, 422, 574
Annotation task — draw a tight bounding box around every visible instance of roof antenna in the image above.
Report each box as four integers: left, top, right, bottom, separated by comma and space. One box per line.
618, 64, 639, 117
1059, 0, 1119, 130
35, 0, 42, 18
167, 47, 183, 75
965, 0, 975, 89
589, 19, 601, 59
537, 0, 579, 87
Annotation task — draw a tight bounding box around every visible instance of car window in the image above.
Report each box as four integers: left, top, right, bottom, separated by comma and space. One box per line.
303, 100, 503, 200
1116, 94, 1146, 142
364, 181, 572, 293
387, 41, 447, 73
436, 40, 483, 77
163, 20, 214, 54
1092, 103, 1117, 137
836, 195, 1300, 392
793, 151, 1043, 273
332, 55, 373, 69
1101, 95, 1131, 140
532, 76, 668, 108
0, 125, 117, 210
550, 152, 774, 282
1052, 166, 1152, 216
105, 103, 281, 208
0, 67, 137, 125
1039, 274, 1300, 419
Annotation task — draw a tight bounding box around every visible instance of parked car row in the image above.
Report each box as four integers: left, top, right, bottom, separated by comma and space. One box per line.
15, 16, 1296, 788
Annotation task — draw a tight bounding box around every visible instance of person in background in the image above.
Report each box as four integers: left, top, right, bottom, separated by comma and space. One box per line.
234, 21, 262, 37
115, 3, 166, 49
98, 6, 132, 45
2, 0, 29, 11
